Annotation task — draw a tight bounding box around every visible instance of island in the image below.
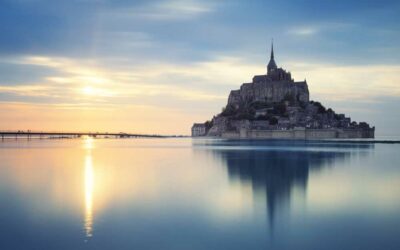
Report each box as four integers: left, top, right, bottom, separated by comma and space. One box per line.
192, 43, 375, 139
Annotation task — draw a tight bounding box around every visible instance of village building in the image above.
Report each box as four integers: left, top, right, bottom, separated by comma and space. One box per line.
191, 123, 207, 137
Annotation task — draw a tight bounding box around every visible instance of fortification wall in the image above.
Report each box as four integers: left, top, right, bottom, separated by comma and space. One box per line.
222, 132, 240, 139
305, 129, 337, 139
337, 129, 375, 138
221, 128, 374, 139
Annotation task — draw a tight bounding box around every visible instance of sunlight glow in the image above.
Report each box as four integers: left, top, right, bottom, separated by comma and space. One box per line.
84, 136, 94, 149
83, 86, 95, 96
84, 137, 94, 238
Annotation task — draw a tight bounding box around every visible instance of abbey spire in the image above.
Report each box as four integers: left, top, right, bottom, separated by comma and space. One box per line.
267, 41, 277, 74
271, 41, 274, 60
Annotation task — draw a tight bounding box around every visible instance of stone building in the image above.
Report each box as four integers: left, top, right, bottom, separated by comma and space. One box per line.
191, 123, 207, 137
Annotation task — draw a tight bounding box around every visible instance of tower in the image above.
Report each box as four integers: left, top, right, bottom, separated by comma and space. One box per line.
267, 41, 277, 74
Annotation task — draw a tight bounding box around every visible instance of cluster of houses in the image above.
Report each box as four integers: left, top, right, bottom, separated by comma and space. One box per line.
191, 101, 366, 137
251, 103, 354, 130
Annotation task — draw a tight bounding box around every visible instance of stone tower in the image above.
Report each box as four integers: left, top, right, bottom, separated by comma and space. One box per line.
267, 42, 278, 74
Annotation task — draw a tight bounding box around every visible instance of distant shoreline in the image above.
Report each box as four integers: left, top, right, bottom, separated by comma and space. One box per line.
1, 135, 400, 144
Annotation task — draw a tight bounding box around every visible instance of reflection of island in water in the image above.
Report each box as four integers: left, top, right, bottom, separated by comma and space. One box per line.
196, 140, 373, 229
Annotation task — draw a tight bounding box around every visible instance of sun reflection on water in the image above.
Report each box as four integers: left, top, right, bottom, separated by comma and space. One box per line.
84, 137, 94, 238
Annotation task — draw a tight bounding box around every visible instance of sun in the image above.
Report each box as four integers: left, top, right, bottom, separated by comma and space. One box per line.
83, 86, 95, 95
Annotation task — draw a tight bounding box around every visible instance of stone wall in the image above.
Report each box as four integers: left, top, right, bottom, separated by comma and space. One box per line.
221, 128, 374, 140
337, 129, 375, 138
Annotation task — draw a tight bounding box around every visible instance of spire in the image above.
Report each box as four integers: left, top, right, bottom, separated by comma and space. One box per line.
270, 39, 274, 60
267, 39, 277, 74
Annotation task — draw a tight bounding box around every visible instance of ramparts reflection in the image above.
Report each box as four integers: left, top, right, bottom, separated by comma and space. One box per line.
194, 140, 373, 228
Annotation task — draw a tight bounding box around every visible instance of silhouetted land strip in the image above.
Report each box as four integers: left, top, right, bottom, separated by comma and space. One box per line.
0, 130, 187, 139
0, 131, 398, 143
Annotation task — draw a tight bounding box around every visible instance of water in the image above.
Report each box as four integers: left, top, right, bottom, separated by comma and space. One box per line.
1, 138, 400, 250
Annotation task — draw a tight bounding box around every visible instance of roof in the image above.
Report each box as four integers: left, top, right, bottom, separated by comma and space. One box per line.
192, 123, 206, 127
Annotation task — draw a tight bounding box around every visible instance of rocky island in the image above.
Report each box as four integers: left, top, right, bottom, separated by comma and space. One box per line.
192, 43, 375, 139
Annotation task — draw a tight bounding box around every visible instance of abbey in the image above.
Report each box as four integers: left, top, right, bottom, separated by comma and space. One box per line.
228, 43, 309, 109
192, 43, 375, 139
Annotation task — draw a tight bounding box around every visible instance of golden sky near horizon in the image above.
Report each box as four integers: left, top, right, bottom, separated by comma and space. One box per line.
1, 55, 399, 134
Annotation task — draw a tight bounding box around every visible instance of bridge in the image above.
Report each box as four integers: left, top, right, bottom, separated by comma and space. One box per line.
0, 130, 173, 140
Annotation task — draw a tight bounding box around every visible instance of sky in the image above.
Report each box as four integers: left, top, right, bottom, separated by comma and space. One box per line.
0, 0, 399, 135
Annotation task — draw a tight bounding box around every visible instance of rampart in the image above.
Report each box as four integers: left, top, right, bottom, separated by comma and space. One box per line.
221, 128, 375, 140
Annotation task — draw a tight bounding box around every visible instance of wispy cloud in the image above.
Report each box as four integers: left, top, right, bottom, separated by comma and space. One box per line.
156, 0, 213, 15
102, 0, 214, 21
3, 55, 400, 108
287, 61, 400, 101
0, 55, 239, 116
287, 27, 318, 36
287, 22, 356, 37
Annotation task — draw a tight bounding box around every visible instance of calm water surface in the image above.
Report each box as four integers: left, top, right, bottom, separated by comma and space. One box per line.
0, 138, 400, 250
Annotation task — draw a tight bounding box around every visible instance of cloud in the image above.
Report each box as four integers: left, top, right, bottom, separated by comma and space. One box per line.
287, 22, 355, 37
287, 61, 400, 101
3, 54, 400, 111
0, 54, 259, 133
101, 0, 214, 22
288, 27, 318, 36
0, 85, 53, 97
4, 55, 262, 104
156, 0, 213, 15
